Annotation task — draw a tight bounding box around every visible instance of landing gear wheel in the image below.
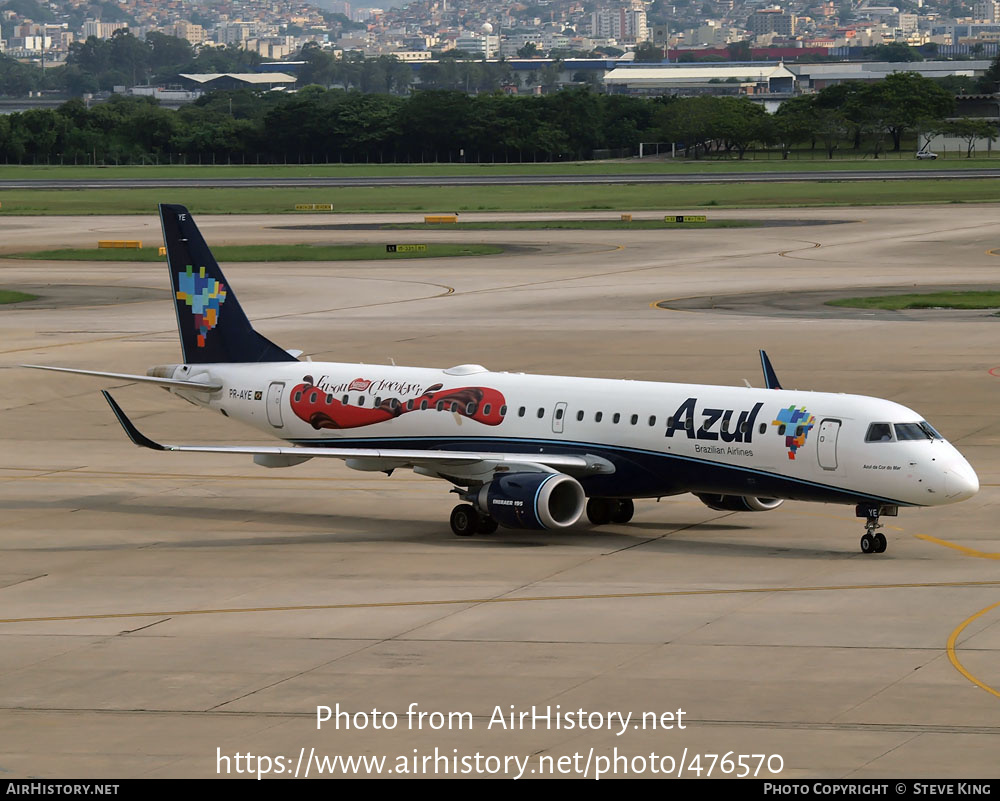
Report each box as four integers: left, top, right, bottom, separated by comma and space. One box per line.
858, 507, 885, 554
586, 498, 613, 525
610, 499, 635, 524
476, 515, 499, 535
450, 504, 478, 537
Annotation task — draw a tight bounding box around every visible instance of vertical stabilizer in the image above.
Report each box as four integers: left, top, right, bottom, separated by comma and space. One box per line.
159, 203, 297, 365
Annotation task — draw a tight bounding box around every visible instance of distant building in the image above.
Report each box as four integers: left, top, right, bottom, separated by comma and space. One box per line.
748, 9, 796, 37
604, 62, 797, 95
217, 21, 257, 45
245, 38, 294, 59
897, 13, 919, 36
173, 21, 205, 46
500, 33, 544, 58
684, 22, 735, 46
82, 20, 127, 40
390, 50, 432, 61
973, 1, 1000, 21
592, 4, 648, 44
454, 33, 499, 57
176, 73, 298, 91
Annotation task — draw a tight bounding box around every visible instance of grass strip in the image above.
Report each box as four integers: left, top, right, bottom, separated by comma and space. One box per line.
6, 243, 503, 262
0, 180, 997, 216
0, 290, 37, 303
382, 219, 760, 230
827, 291, 1000, 310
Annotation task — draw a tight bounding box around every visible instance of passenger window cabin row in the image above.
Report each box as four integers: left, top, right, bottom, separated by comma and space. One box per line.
296, 392, 788, 436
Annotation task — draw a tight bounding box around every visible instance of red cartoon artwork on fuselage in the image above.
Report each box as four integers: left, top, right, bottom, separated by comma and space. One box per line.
289, 376, 507, 430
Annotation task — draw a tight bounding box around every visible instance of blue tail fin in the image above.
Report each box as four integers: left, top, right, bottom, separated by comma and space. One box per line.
160, 204, 297, 365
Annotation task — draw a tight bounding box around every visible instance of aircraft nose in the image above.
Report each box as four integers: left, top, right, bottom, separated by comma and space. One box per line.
944, 459, 980, 502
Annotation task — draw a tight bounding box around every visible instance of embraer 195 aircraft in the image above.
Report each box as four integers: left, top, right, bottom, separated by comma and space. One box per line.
27, 205, 979, 553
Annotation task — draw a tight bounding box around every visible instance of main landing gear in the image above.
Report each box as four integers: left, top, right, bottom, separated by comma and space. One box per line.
856, 504, 896, 554
586, 498, 634, 526
450, 504, 498, 537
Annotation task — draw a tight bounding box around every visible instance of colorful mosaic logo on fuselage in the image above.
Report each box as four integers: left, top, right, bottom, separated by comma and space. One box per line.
176, 265, 227, 348
772, 405, 815, 460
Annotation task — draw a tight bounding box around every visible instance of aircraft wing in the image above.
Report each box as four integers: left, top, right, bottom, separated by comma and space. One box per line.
102, 391, 615, 478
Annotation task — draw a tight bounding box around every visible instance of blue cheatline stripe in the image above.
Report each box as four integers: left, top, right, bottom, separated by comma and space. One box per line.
533, 473, 557, 530
285, 434, 911, 507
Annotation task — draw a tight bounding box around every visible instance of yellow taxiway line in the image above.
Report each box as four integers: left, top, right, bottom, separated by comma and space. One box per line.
946, 601, 1000, 700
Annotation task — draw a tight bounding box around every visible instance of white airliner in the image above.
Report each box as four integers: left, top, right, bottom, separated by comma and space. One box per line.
26, 204, 979, 553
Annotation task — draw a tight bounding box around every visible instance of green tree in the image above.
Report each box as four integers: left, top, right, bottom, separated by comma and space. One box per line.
867, 72, 954, 151
714, 96, 768, 159
68, 36, 111, 76
298, 43, 337, 86
869, 42, 923, 62
812, 106, 849, 159
632, 42, 665, 61
936, 74, 977, 95
0, 53, 40, 97
977, 51, 1000, 92
145, 32, 193, 74
1, 0, 55, 22
539, 59, 563, 92
727, 40, 752, 61
772, 94, 815, 158
942, 117, 998, 157
109, 29, 149, 85
657, 96, 719, 158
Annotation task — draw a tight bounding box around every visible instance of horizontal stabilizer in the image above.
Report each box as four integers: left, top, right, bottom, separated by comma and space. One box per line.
23, 364, 222, 392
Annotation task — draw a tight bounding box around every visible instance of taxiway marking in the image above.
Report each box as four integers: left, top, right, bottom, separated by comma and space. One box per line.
2, 579, 998, 625
947, 601, 1000, 700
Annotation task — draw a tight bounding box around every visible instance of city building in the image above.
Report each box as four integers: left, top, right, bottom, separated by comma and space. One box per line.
591, 3, 648, 44
747, 9, 796, 37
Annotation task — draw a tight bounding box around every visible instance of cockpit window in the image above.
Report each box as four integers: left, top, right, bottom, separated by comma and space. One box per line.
865, 423, 894, 442
919, 421, 943, 439
895, 422, 936, 441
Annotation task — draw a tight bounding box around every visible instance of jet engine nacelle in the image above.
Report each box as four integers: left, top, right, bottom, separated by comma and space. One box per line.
695, 494, 784, 512
476, 472, 586, 530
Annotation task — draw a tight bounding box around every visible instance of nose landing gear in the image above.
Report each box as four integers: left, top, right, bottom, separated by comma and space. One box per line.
856, 504, 896, 554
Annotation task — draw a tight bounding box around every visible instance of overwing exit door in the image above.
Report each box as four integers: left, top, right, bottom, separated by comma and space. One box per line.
552, 402, 567, 434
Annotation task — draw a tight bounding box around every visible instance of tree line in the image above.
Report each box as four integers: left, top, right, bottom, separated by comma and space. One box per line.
664, 72, 996, 159
0, 72, 992, 165
0, 87, 663, 164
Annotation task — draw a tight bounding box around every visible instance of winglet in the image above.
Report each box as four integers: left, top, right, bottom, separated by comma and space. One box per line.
101, 391, 167, 451
759, 349, 782, 390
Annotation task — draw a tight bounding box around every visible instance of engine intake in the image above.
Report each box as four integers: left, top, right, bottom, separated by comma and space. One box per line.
476, 473, 586, 530
695, 494, 784, 512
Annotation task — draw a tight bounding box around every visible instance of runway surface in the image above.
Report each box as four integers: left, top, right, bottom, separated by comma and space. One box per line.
0, 206, 998, 778
0, 167, 998, 190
